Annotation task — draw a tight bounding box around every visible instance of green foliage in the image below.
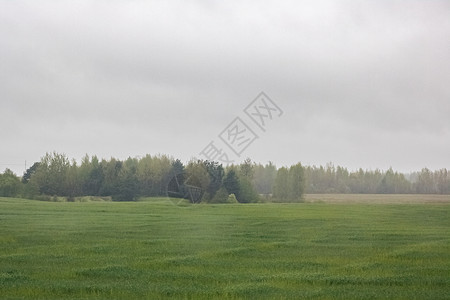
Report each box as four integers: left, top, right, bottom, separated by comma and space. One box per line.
136, 154, 172, 197
30, 152, 71, 196
239, 158, 254, 180
302, 163, 450, 194
203, 160, 224, 200
377, 167, 411, 194
209, 187, 228, 203
21, 162, 40, 184
227, 193, 238, 203
414, 167, 438, 194
184, 160, 210, 203
237, 177, 260, 203
0, 169, 21, 197
273, 164, 305, 202
273, 167, 289, 200
253, 161, 277, 195
288, 163, 304, 201
112, 158, 139, 201
7, 151, 450, 203
185, 160, 210, 190
82, 155, 103, 196
166, 159, 185, 198
223, 169, 241, 200
99, 158, 122, 196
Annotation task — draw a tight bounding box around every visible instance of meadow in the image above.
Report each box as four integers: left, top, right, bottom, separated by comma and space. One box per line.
1, 195, 449, 299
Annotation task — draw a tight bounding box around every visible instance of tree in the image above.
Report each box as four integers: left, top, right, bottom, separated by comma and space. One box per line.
210, 186, 229, 203
99, 158, 122, 196
435, 168, 450, 194
273, 167, 289, 200
184, 160, 210, 203
137, 154, 173, 197
31, 152, 70, 196
223, 169, 241, 200
82, 155, 103, 196
22, 162, 41, 199
253, 162, 277, 195
22, 162, 40, 184
166, 159, 185, 198
237, 176, 259, 203
239, 158, 254, 180
288, 163, 304, 201
0, 169, 21, 197
273, 164, 305, 202
203, 160, 224, 200
114, 157, 139, 201
114, 159, 138, 201
66, 160, 81, 198
415, 168, 436, 194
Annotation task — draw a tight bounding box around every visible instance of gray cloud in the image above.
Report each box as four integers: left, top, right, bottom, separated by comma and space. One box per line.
1, 0, 449, 174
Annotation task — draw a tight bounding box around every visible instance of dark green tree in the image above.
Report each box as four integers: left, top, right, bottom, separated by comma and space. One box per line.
22, 162, 40, 184
166, 159, 185, 198
0, 169, 21, 197
113, 157, 138, 201
203, 160, 224, 200
223, 169, 241, 200
82, 156, 103, 196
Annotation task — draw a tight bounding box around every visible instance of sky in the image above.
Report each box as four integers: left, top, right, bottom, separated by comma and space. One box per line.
1, 0, 449, 176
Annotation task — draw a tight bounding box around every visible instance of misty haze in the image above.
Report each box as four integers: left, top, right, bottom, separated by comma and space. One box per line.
1, 1, 449, 299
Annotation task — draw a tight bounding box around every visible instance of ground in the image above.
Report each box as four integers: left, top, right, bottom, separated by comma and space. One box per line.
0, 195, 449, 299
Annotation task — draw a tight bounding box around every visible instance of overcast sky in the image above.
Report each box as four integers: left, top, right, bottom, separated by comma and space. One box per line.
1, 0, 449, 175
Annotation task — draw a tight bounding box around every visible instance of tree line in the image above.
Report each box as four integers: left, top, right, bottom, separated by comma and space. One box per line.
0, 152, 303, 203
1, 153, 449, 201
303, 163, 450, 194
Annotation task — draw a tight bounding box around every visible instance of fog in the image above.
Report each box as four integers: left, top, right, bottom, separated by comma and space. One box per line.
1, 0, 449, 175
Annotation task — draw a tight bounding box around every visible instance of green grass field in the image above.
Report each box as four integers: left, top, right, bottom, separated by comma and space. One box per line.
1, 196, 449, 299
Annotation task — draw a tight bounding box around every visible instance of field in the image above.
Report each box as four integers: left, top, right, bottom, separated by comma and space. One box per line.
1, 195, 449, 299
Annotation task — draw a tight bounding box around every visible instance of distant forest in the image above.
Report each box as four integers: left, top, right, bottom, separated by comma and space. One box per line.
0, 152, 449, 202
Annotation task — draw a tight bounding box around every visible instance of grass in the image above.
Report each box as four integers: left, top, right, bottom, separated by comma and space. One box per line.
0, 195, 449, 299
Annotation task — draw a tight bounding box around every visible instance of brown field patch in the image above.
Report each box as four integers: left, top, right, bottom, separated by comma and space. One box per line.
304, 194, 450, 204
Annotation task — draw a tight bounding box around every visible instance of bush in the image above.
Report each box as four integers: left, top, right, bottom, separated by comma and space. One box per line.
210, 187, 229, 203
227, 194, 238, 204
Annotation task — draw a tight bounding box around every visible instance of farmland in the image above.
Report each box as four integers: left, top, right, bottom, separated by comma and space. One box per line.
1, 195, 449, 299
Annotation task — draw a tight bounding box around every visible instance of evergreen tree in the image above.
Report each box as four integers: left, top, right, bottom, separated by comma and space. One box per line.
223, 169, 241, 200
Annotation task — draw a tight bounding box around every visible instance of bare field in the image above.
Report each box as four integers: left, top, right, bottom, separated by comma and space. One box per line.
304, 194, 450, 204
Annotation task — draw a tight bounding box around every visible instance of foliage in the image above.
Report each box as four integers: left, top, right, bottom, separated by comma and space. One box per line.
209, 186, 229, 203
288, 163, 305, 201
273, 167, 289, 200
203, 160, 224, 200
304, 164, 450, 195
0, 169, 21, 197
29, 152, 71, 196
223, 168, 241, 200
237, 177, 260, 203
22, 162, 40, 184
252, 161, 277, 195
3, 151, 450, 202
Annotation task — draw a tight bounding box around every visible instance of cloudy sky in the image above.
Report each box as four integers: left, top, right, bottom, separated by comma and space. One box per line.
1, 0, 449, 175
